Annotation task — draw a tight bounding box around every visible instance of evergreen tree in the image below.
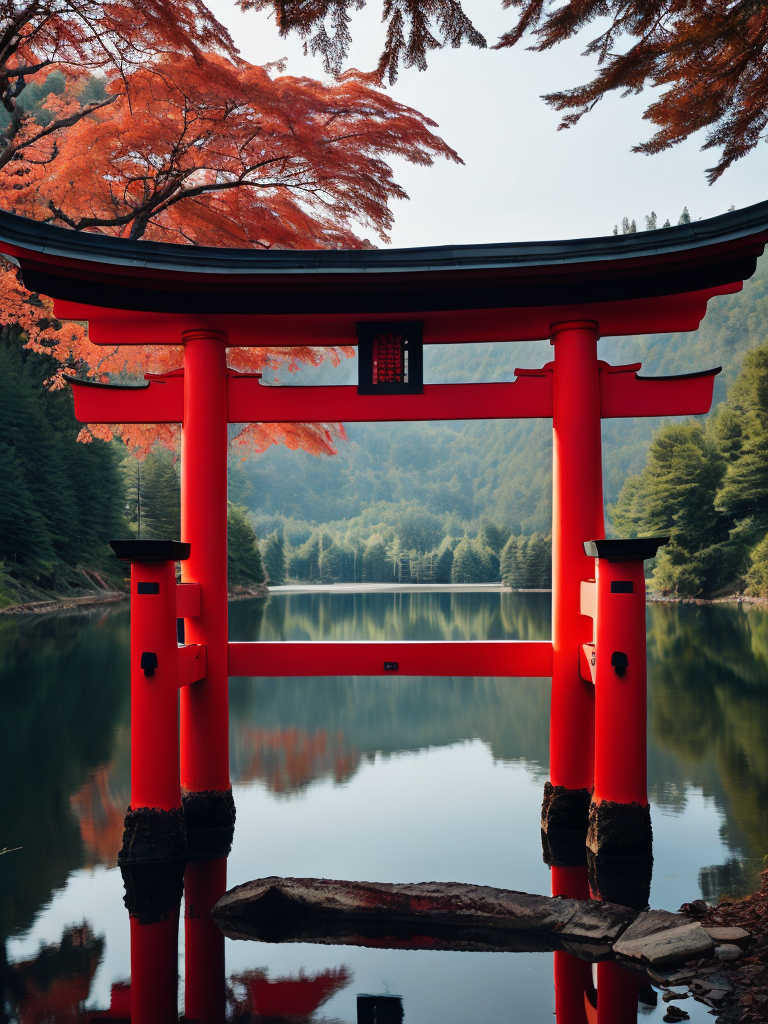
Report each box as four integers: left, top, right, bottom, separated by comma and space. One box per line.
139, 450, 181, 539
361, 537, 389, 582
479, 521, 510, 556
645, 212, 657, 230
227, 503, 265, 587
714, 345, 768, 526
525, 534, 552, 588
397, 508, 443, 553
433, 543, 454, 583
451, 538, 496, 583
678, 206, 691, 224
610, 421, 728, 595
261, 531, 285, 586
744, 532, 768, 597
0, 333, 125, 592
499, 533, 518, 587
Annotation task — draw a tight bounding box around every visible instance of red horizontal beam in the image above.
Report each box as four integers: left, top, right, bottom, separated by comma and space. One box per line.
227, 640, 553, 678
68, 375, 183, 423
228, 378, 552, 422
599, 367, 719, 418
68, 364, 719, 425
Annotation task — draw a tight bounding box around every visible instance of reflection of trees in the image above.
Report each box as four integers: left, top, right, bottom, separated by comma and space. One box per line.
647, 604, 768, 893
228, 966, 351, 1021
235, 727, 360, 793
228, 591, 551, 643
229, 592, 553, 795
69, 736, 130, 870
4, 923, 103, 1024
0, 610, 129, 949
230, 675, 551, 794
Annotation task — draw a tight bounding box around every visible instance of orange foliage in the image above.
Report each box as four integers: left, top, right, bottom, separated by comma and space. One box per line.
229, 966, 351, 1019
0, 1, 238, 173
8, 924, 103, 1024
234, 726, 359, 793
69, 765, 129, 869
0, 8, 459, 457
6, 52, 459, 245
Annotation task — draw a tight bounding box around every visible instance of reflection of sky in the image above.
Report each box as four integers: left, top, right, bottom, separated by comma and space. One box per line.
8, 742, 733, 1020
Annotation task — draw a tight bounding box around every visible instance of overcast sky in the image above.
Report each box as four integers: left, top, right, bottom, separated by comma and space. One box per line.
208, 0, 767, 249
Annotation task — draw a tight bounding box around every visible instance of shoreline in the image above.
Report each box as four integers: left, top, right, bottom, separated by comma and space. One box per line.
2, 583, 764, 615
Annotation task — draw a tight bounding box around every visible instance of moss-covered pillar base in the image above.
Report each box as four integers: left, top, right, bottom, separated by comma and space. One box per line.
118, 806, 186, 866
182, 787, 236, 860
541, 781, 591, 834
587, 798, 652, 857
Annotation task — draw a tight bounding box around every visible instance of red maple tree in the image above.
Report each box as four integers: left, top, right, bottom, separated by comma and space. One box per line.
0, 3, 459, 457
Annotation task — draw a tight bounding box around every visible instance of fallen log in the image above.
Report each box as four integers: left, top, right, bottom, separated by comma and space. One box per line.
212, 877, 637, 957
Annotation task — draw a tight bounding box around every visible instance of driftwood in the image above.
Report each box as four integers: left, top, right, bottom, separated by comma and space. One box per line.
212, 877, 638, 958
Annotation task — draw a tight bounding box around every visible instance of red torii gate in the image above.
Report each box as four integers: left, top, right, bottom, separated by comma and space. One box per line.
2, 203, 768, 866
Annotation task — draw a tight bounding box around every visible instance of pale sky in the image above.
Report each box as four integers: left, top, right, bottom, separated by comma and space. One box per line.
207, 0, 767, 248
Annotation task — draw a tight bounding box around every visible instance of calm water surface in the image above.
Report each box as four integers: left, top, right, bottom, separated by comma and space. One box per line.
2, 591, 767, 1022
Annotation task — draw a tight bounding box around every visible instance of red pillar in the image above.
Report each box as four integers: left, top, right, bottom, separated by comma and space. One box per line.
551, 866, 594, 1024
584, 538, 666, 855
129, 558, 181, 812
111, 540, 189, 864
545, 320, 603, 831
180, 331, 232, 815
592, 556, 648, 808
130, 911, 180, 1024
596, 961, 639, 1024
184, 857, 228, 1024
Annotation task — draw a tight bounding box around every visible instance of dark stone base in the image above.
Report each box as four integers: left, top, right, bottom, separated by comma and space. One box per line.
541, 781, 592, 833
541, 827, 587, 868
587, 799, 653, 858
121, 860, 185, 924
118, 805, 186, 866
182, 787, 236, 860
587, 847, 653, 911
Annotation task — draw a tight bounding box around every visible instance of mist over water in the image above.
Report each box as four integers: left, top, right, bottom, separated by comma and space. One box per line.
1, 592, 765, 1021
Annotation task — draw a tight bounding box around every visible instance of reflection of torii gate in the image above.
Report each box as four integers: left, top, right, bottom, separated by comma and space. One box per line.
2, 204, 768, 863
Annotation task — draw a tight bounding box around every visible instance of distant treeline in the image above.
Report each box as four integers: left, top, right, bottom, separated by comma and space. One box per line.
252, 509, 551, 588
612, 337, 768, 597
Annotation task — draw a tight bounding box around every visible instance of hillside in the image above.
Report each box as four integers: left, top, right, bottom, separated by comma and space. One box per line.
233, 253, 768, 544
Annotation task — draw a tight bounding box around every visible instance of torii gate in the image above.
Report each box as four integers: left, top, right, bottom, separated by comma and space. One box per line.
2, 203, 767, 866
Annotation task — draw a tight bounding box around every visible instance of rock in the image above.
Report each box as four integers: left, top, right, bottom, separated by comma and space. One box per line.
704, 926, 751, 945
679, 900, 708, 917
663, 1006, 690, 1022
648, 967, 695, 986
691, 973, 731, 992
714, 943, 743, 961
705, 989, 731, 1003
662, 989, 689, 1002
612, 909, 714, 967
212, 877, 638, 952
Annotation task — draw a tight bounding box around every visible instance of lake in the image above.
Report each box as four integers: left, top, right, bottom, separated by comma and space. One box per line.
2, 591, 766, 1022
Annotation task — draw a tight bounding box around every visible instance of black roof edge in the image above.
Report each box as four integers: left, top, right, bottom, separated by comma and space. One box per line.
66, 374, 150, 391
1, 201, 767, 277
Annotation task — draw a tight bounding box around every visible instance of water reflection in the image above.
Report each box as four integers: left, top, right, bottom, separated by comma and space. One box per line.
2, 592, 768, 1021
228, 590, 552, 643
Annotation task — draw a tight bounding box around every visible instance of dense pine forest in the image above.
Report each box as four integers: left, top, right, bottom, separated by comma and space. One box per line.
0, 331, 126, 607
2, 251, 767, 599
